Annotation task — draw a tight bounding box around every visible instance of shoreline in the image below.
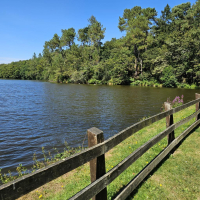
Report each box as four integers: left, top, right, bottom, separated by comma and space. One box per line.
1, 78, 199, 90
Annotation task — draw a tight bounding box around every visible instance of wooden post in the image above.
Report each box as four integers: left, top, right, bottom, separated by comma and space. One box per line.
87, 127, 107, 200
164, 102, 175, 145
195, 93, 200, 120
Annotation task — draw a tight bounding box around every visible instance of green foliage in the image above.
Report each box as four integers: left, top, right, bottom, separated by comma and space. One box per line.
78, 27, 90, 45
88, 15, 106, 47
0, 164, 28, 184
1, 1, 200, 87
0, 143, 84, 185
88, 78, 102, 84
17, 105, 199, 199
60, 28, 76, 49
130, 80, 141, 86
160, 66, 178, 87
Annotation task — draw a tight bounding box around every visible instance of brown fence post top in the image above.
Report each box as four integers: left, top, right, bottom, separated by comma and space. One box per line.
88, 127, 104, 148
88, 127, 103, 135
195, 93, 200, 98
164, 102, 172, 110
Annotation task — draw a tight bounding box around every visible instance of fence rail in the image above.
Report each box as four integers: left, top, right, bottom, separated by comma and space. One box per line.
1, 94, 200, 200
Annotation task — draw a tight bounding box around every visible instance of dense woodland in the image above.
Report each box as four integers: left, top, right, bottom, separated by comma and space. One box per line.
1, 1, 200, 87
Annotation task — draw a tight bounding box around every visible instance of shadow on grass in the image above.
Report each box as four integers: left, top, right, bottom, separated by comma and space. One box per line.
110, 125, 200, 200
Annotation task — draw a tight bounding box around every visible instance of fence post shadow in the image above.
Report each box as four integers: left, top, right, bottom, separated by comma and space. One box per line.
111, 124, 200, 200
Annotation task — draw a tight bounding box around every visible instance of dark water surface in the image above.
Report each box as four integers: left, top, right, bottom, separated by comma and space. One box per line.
0, 79, 199, 174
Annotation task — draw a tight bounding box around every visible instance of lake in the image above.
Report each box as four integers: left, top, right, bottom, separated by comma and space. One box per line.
0, 79, 199, 175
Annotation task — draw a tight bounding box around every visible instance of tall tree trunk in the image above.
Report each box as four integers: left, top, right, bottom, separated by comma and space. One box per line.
138, 51, 142, 76
134, 57, 138, 77
140, 58, 143, 75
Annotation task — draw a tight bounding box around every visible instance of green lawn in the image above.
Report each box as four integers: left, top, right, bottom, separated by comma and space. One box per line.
18, 105, 200, 200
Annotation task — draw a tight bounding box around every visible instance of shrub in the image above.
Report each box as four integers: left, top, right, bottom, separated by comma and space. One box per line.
160, 66, 178, 88
88, 78, 102, 84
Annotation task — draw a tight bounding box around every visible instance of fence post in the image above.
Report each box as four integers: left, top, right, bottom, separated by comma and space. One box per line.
164, 102, 175, 145
195, 93, 200, 120
87, 127, 107, 200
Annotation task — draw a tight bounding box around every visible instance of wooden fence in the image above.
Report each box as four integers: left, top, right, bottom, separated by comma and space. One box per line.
1, 93, 200, 200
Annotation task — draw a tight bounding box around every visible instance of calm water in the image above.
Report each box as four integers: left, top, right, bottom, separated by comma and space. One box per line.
0, 79, 199, 175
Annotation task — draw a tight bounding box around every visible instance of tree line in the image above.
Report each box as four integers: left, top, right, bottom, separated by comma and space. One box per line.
1, 1, 200, 87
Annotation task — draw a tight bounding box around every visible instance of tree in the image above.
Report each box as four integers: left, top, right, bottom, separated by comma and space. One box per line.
88, 15, 106, 48
101, 38, 118, 61
153, 4, 172, 45
49, 33, 60, 51
164, 3, 192, 81
119, 6, 157, 77
78, 27, 90, 46
105, 46, 134, 84
43, 41, 53, 66
38, 53, 42, 59
32, 52, 37, 60
60, 28, 76, 49
52, 54, 65, 83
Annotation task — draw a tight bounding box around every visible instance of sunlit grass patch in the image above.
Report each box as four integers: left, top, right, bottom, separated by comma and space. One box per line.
16, 105, 200, 199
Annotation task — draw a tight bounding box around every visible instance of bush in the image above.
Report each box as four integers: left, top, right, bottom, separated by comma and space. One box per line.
139, 72, 151, 81
160, 66, 178, 88
177, 83, 197, 89
70, 70, 87, 84
190, 84, 196, 89
88, 78, 102, 84
131, 80, 141, 86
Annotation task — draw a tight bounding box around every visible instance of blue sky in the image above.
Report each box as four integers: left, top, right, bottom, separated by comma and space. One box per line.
0, 0, 197, 64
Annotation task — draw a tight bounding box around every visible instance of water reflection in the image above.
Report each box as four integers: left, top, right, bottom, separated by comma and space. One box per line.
0, 79, 199, 174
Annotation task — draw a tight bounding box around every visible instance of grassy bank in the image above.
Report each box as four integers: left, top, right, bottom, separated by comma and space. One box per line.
15, 104, 200, 199
0, 145, 84, 185
130, 80, 200, 89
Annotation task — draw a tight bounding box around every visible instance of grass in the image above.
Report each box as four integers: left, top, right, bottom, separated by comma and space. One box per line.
0, 143, 84, 185
130, 80, 200, 89
15, 105, 200, 199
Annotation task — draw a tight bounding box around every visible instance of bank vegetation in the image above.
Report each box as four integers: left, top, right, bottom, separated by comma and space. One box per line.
1, 1, 200, 88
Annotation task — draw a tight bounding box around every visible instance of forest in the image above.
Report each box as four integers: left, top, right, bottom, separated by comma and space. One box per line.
0, 1, 200, 88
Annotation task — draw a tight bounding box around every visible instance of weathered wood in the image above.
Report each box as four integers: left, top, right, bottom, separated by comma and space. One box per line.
115, 119, 200, 200
195, 93, 200, 120
69, 108, 200, 200
173, 98, 200, 113
164, 102, 175, 145
0, 141, 106, 200
0, 110, 173, 200
87, 127, 107, 200
175, 109, 200, 128
69, 125, 175, 200
70, 109, 200, 200
104, 109, 173, 152
1, 98, 200, 200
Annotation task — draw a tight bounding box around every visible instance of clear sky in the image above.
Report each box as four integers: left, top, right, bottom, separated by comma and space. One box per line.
0, 0, 197, 64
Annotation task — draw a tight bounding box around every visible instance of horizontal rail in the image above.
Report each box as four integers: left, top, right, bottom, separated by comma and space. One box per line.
115, 119, 200, 200
173, 98, 200, 113
69, 109, 200, 200
1, 98, 200, 200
